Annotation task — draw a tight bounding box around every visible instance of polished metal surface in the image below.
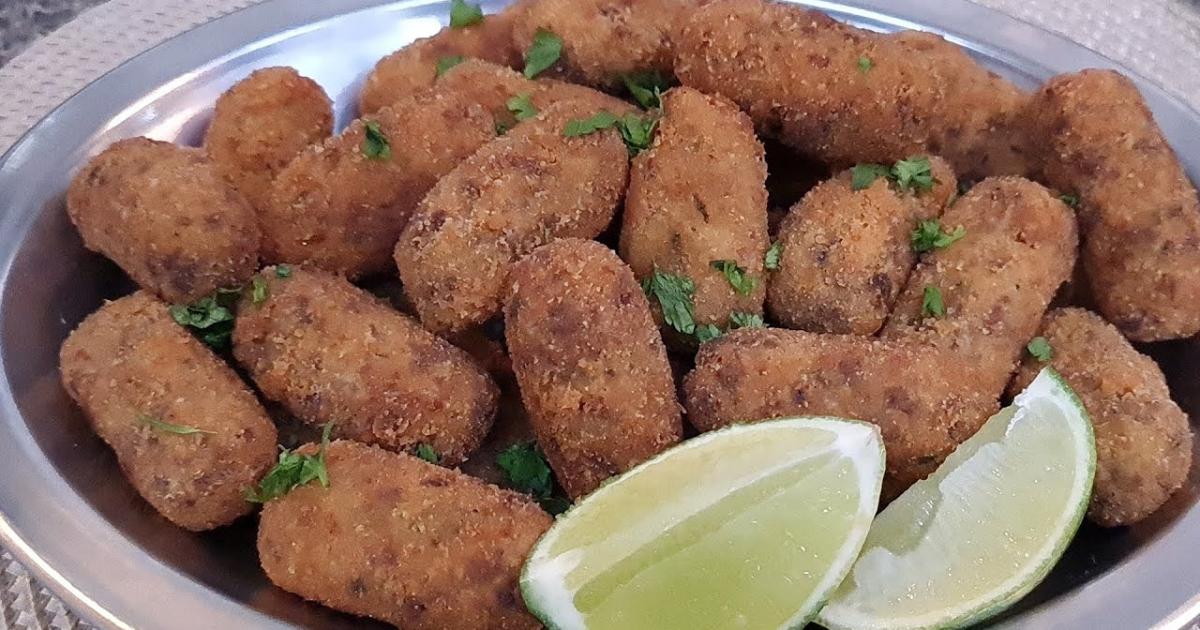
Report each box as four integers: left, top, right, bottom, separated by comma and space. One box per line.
0, 0, 1196, 628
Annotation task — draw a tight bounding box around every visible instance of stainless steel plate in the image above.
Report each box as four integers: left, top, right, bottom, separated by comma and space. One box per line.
0, 0, 1197, 628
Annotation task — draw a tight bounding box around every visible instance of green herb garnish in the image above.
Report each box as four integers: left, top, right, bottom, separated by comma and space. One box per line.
622, 70, 669, 109
695, 324, 723, 343
435, 55, 464, 78
910, 219, 966, 253
523, 29, 562, 78
413, 443, 440, 464
1027, 337, 1053, 362
764, 242, 783, 271
851, 163, 891, 191
169, 289, 239, 349
851, 156, 935, 192
362, 120, 392, 160
275, 264, 292, 279
507, 93, 538, 122
710, 260, 757, 296
641, 268, 697, 335
921, 285, 945, 318
250, 276, 269, 305
497, 442, 569, 515
138, 413, 214, 436
1059, 193, 1080, 209
564, 110, 619, 137
245, 423, 333, 503
495, 121, 512, 135
563, 110, 657, 155
449, 0, 484, 28
857, 55, 873, 73
729, 311, 765, 330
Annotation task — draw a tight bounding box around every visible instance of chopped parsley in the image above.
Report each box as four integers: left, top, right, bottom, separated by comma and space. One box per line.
434, 55, 464, 78
138, 413, 214, 436
695, 324, 723, 343
851, 156, 935, 193
564, 110, 619, 137
563, 110, 658, 155
851, 163, 891, 191
275, 264, 292, 279
497, 442, 570, 515
764, 241, 783, 271
523, 29, 562, 78
1027, 337, 1054, 362
641, 268, 697, 336
413, 443, 440, 464
250, 276, 269, 305
910, 219, 966, 253
362, 120, 392, 160
710, 259, 757, 295
921, 285, 945, 318
245, 423, 333, 503
507, 93, 538, 122
169, 288, 239, 350
622, 70, 669, 109
449, 0, 484, 28
857, 55, 873, 73
729, 311, 765, 329
1059, 193, 1081, 209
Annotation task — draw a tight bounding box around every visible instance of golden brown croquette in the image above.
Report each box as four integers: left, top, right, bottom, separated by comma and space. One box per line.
257, 440, 550, 629
505, 239, 683, 498
66, 138, 260, 303
59, 291, 277, 531
232, 266, 498, 466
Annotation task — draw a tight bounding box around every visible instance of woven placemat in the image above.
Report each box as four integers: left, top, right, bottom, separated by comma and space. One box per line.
1, 0, 1199, 627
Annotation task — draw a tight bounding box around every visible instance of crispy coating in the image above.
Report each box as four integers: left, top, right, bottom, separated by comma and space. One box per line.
264, 90, 494, 277
1027, 70, 1200, 341
505, 239, 683, 498
204, 67, 333, 213
673, 0, 1032, 178
511, 0, 688, 88
59, 291, 277, 531
435, 58, 636, 129
882, 177, 1077, 395
66, 138, 260, 303
620, 87, 768, 341
232, 266, 498, 466
1010, 308, 1194, 527
395, 99, 629, 334
767, 158, 956, 335
683, 328, 999, 496
358, 10, 522, 116
258, 440, 550, 629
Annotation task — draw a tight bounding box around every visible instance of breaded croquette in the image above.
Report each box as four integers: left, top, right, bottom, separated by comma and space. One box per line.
204, 67, 333, 213
620, 87, 768, 341
683, 328, 999, 497
768, 157, 956, 335
263, 90, 494, 277
358, 9, 522, 116
511, 0, 687, 88
1010, 308, 1194, 527
505, 239, 683, 498
1028, 70, 1200, 341
232, 266, 498, 466
882, 177, 1077, 395
258, 440, 550, 629
59, 291, 277, 531
673, 0, 1032, 178
66, 138, 260, 303
395, 99, 629, 334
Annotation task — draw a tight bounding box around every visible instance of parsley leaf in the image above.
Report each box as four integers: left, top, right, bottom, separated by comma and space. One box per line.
641, 268, 697, 335
251, 276, 269, 305
275, 264, 292, 279
851, 163, 890, 191
921, 285, 945, 318
892, 156, 934, 192
497, 442, 569, 515
362, 120, 392, 160
449, 0, 483, 28
695, 324, 722, 343
1059, 193, 1081, 209
435, 55, 464, 78
507, 93, 538, 121
245, 423, 333, 503
764, 242, 783, 271
710, 260, 757, 295
910, 219, 966, 253
169, 288, 239, 350
1027, 336, 1053, 362
857, 55, 873, 73
617, 113, 658, 156
523, 29, 562, 78
564, 110, 619, 137
622, 70, 669, 109
138, 413, 214, 436
729, 311, 765, 329
413, 443, 440, 464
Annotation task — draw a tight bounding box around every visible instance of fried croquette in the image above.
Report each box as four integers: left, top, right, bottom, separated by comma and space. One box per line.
358, 10, 522, 116
204, 67, 333, 213
505, 239, 683, 498
395, 99, 630, 334
767, 157, 956, 335
257, 440, 550, 629
59, 291, 277, 531
683, 328, 999, 496
66, 138, 260, 303
673, 0, 1032, 178
1028, 70, 1200, 341
511, 0, 688, 88
263, 90, 494, 277
619, 87, 768, 341
882, 177, 1077, 395
1010, 308, 1194, 527
232, 266, 498, 466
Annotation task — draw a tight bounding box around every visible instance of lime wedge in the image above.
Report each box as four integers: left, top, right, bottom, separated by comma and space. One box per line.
520, 417, 885, 630
818, 368, 1095, 630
